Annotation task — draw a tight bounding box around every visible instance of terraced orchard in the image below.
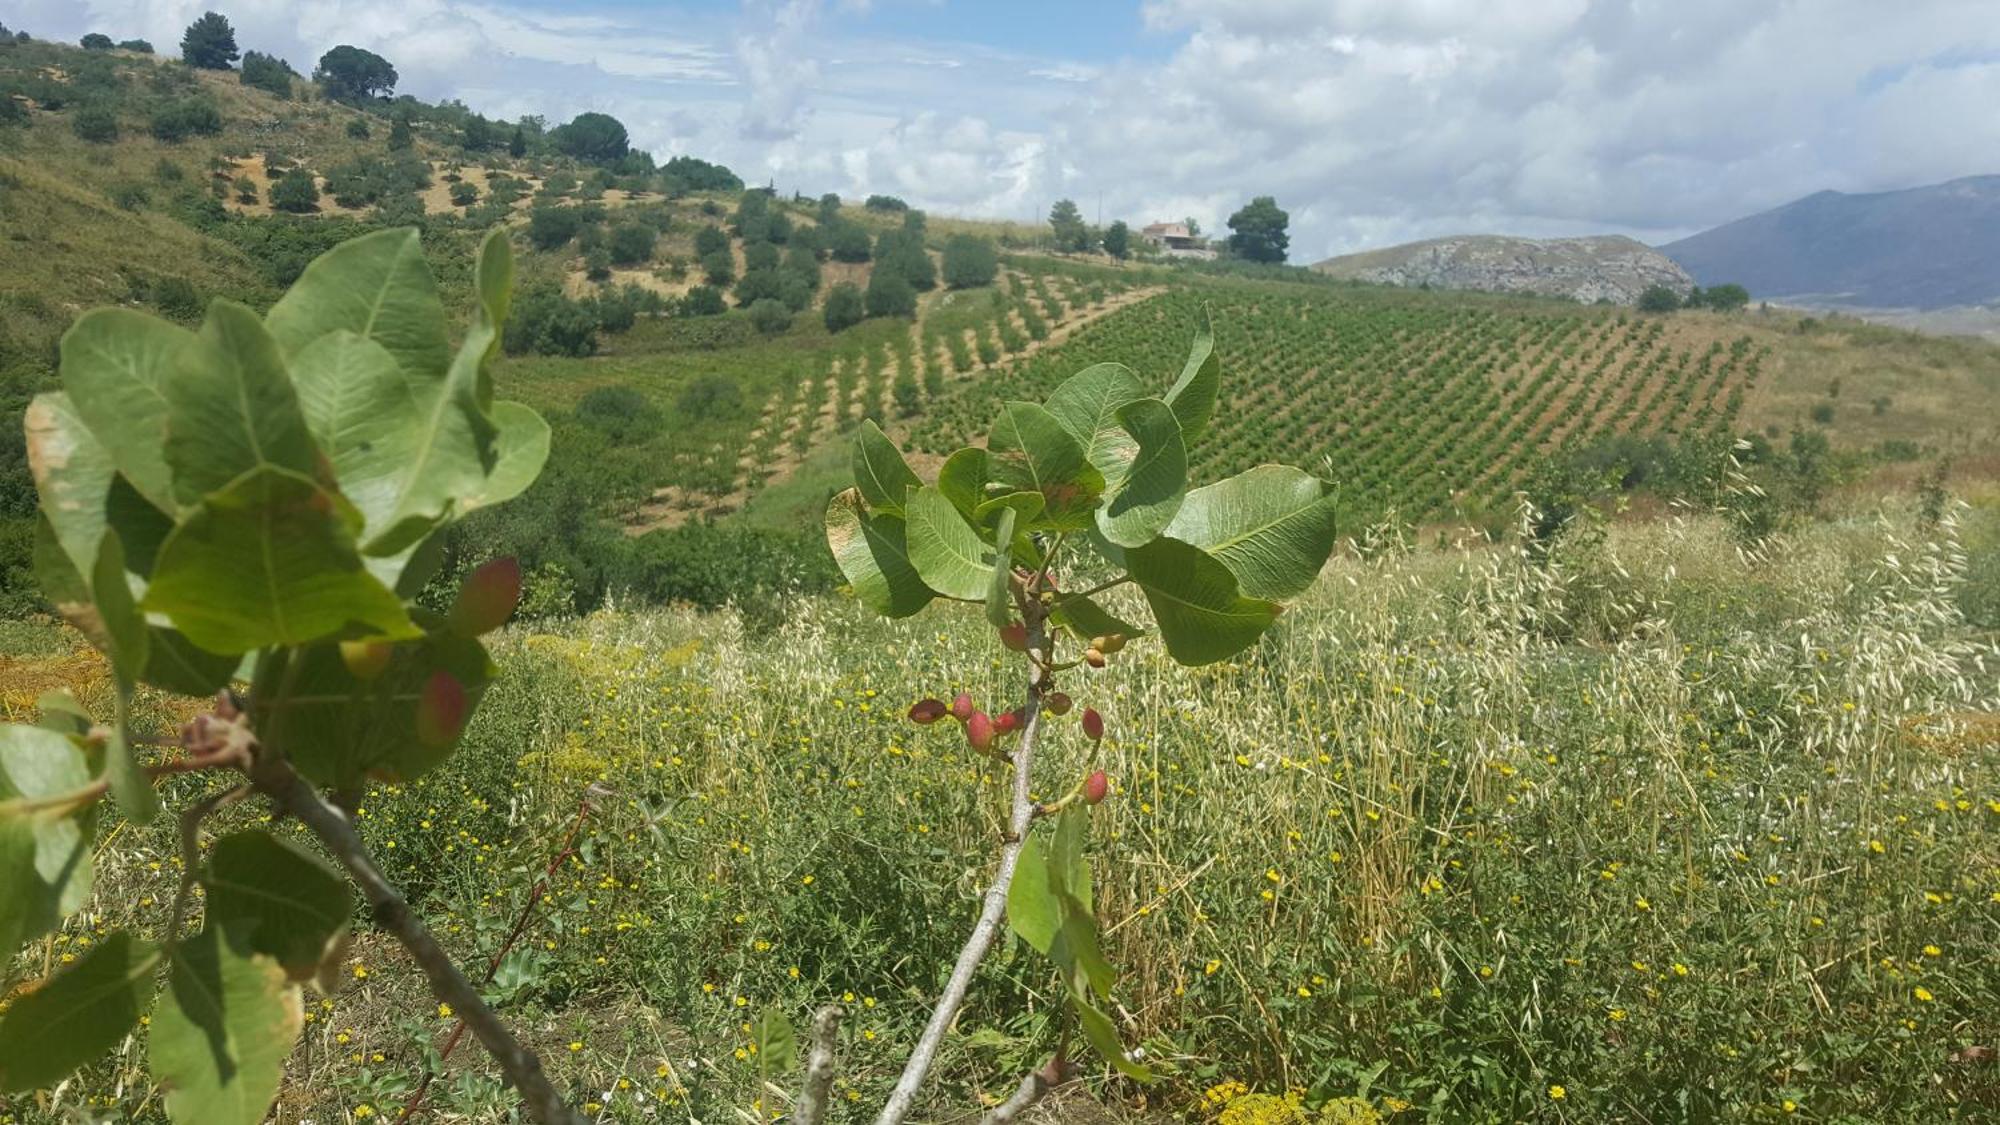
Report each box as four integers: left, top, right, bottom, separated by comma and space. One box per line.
910, 285, 1768, 526
627, 260, 1151, 529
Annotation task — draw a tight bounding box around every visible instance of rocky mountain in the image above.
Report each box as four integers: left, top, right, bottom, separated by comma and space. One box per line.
1660, 175, 2000, 310
1312, 235, 1692, 305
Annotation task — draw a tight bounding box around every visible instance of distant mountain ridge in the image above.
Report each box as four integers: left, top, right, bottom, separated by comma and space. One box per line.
1660, 175, 2000, 310
1311, 234, 1693, 305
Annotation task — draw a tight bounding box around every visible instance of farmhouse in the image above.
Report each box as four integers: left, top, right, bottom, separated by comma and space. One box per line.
1140, 221, 1217, 260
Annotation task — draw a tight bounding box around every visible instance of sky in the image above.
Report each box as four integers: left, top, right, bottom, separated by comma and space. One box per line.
18, 0, 2000, 261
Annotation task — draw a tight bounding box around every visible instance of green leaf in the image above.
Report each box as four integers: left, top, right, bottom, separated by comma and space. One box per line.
143, 466, 418, 654
0, 932, 162, 1093
984, 507, 1018, 628
936, 447, 989, 520
1050, 593, 1146, 644
58, 308, 192, 514
825, 488, 934, 619
988, 401, 1103, 531
1163, 310, 1219, 444
91, 531, 146, 693
149, 925, 302, 1125
165, 300, 322, 507
1162, 465, 1339, 600
290, 329, 426, 541
105, 474, 175, 579
34, 693, 92, 738
200, 830, 352, 981
142, 628, 240, 697
1050, 805, 1093, 912
365, 287, 509, 558
973, 490, 1045, 530
31, 514, 97, 645
1097, 398, 1186, 548
1052, 901, 1114, 1001
22, 392, 114, 580
462, 401, 549, 512
852, 419, 922, 514
0, 724, 97, 970
905, 486, 996, 601
1045, 362, 1147, 482
461, 227, 515, 404
1006, 833, 1060, 956
264, 227, 450, 382
1125, 538, 1280, 666
1068, 982, 1153, 1081
754, 1007, 797, 1076
249, 631, 494, 790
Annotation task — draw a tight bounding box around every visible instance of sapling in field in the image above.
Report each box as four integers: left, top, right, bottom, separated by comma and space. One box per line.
824, 321, 1341, 1122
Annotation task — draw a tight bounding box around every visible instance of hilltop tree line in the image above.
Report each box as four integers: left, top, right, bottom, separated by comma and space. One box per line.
1045, 194, 1291, 264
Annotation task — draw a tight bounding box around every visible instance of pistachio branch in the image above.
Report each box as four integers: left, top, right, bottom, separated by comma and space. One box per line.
238, 723, 583, 1125
873, 607, 1049, 1125
791, 1005, 845, 1125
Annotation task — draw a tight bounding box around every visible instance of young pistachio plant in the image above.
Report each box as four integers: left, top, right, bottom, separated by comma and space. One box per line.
0, 228, 584, 1124
823, 318, 1341, 1125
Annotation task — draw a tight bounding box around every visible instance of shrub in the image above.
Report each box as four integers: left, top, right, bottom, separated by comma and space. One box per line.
866, 266, 917, 318
823, 282, 864, 332
503, 285, 599, 357
693, 225, 730, 258
659, 154, 741, 191
733, 268, 783, 307
269, 169, 320, 213
527, 205, 583, 250
72, 104, 119, 143
149, 97, 222, 141
575, 385, 660, 443
233, 175, 259, 204
679, 285, 727, 316
864, 193, 908, 212
747, 297, 792, 335
609, 222, 655, 266
941, 234, 998, 288
827, 221, 872, 263
701, 249, 735, 286
345, 116, 369, 139
1637, 285, 1683, 313
118, 39, 153, 53
675, 372, 746, 421
449, 180, 478, 207
81, 32, 114, 50
240, 50, 295, 97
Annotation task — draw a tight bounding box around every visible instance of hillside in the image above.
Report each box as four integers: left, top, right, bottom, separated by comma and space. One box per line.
1661, 175, 2000, 310
1310, 234, 1693, 304
2, 31, 1997, 625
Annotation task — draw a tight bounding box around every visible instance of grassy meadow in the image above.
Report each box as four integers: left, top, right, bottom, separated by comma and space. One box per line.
4, 498, 1995, 1124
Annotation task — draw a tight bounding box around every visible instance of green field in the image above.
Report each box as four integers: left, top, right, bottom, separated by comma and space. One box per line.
9, 502, 1997, 1123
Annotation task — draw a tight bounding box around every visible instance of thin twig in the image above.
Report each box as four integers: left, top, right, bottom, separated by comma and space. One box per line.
873, 609, 1049, 1125
395, 796, 596, 1124
166, 784, 251, 941
792, 1005, 844, 1125
247, 752, 583, 1125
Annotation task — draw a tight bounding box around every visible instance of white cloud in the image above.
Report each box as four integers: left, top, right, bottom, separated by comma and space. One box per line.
20, 0, 2000, 261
